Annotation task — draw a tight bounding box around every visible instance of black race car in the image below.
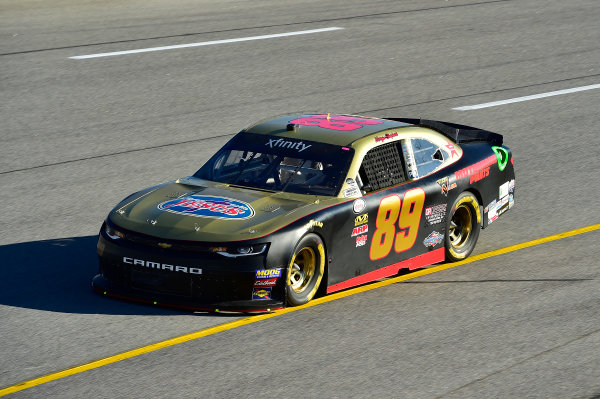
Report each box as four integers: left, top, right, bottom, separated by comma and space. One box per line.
94, 114, 515, 312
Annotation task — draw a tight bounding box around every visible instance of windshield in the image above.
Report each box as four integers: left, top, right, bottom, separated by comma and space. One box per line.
194, 133, 354, 196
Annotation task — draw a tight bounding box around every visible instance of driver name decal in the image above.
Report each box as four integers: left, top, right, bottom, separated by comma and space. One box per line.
158, 195, 255, 219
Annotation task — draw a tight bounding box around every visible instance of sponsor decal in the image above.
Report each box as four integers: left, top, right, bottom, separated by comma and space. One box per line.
497, 198, 509, 217
353, 198, 366, 214
492, 146, 509, 171
436, 177, 456, 196
351, 224, 368, 237
343, 187, 361, 197
423, 231, 444, 248
288, 114, 384, 132
509, 179, 515, 193
454, 155, 497, 182
487, 199, 498, 224
158, 195, 254, 220
255, 268, 282, 279
499, 181, 509, 199
265, 137, 311, 152
402, 142, 418, 179
355, 234, 368, 247
424, 203, 447, 225
304, 220, 324, 230
445, 143, 459, 158
253, 278, 278, 287
355, 213, 368, 226
496, 194, 510, 217
509, 193, 514, 209
470, 167, 490, 184
375, 132, 398, 142
252, 287, 272, 300
122, 257, 202, 275
343, 178, 360, 197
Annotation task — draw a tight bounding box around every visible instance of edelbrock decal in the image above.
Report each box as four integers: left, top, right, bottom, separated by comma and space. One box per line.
158, 195, 255, 219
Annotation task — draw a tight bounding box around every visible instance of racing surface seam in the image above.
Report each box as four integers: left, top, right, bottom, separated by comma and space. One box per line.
1, 223, 598, 397
360, 71, 600, 113
433, 329, 600, 399
0, 133, 235, 176
0, 0, 510, 57
3, 71, 600, 176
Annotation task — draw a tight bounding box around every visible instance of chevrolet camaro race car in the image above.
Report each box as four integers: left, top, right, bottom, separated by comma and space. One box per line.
94, 114, 515, 312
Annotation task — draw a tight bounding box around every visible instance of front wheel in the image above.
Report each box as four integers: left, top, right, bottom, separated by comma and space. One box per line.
445, 191, 481, 262
286, 234, 326, 306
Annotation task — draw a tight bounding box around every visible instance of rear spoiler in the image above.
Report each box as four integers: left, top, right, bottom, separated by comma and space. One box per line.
386, 118, 503, 146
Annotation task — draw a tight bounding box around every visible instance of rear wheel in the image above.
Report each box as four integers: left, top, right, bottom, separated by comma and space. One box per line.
286, 234, 325, 306
445, 191, 481, 261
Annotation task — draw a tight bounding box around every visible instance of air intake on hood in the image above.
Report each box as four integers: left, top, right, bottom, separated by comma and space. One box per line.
262, 203, 281, 212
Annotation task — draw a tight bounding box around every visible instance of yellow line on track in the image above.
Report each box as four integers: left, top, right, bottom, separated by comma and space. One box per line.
1, 223, 599, 396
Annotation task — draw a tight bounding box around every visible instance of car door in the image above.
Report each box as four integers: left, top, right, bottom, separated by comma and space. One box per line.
326, 136, 452, 291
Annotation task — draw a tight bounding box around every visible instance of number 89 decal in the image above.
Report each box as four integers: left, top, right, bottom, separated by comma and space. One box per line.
369, 187, 426, 261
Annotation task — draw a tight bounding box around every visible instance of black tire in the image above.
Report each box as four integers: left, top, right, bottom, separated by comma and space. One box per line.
445, 191, 481, 262
286, 234, 326, 306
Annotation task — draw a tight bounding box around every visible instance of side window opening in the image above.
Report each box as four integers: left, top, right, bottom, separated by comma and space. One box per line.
410, 138, 445, 177
358, 142, 406, 193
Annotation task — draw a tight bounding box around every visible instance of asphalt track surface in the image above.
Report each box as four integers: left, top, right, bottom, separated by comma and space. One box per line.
1, 0, 599, 397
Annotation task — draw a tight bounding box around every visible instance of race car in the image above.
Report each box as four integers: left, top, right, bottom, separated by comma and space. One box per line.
93, 113, 515, 312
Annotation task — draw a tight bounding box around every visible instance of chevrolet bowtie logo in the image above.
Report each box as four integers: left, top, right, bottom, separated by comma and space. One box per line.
157, 243, 172, 249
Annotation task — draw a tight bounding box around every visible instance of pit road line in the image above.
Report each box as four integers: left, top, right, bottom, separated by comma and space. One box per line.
1, 223, 598, 396
453, 83, 600, 110
69, 27, 343, 59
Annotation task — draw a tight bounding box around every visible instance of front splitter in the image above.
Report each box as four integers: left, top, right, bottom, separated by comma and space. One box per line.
92, 274, 285, 313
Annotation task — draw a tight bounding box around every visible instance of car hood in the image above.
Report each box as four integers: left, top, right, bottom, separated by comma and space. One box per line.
108, 177, 334, 242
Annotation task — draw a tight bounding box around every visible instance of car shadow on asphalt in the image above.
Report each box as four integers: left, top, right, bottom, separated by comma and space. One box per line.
0, 235, 235, 316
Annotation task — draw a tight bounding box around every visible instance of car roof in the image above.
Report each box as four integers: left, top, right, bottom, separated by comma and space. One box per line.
243, 113, 414, 147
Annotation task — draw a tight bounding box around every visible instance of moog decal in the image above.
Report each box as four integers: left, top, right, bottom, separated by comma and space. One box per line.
256, 268, 282, 279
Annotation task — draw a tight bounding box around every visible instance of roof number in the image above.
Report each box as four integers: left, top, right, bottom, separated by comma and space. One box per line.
289, 114, 383, 131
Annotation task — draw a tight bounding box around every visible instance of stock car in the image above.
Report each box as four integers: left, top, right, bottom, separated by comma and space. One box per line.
93, 113, 515, 312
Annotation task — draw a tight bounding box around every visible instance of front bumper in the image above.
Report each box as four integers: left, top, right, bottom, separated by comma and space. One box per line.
94, 228, 286, 312
92, 274, 284, 312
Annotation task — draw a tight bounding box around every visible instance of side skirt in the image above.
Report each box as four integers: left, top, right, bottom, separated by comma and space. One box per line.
326, 248, 445, 294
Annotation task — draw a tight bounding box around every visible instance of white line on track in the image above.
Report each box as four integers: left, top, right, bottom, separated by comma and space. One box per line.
70, 27, 344, 59
453, 83, 600, 110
